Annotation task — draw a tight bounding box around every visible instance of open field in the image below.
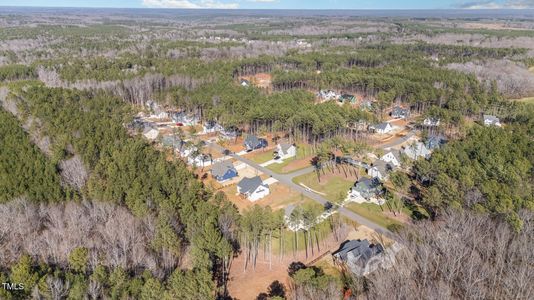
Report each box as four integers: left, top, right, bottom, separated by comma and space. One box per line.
292, 168, 361, 202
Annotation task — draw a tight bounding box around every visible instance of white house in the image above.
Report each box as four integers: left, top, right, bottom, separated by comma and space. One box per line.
317, 90, 339, 101
237, 176, 270, 201
150, 111, 169, 120
403, 142, 431, 160
483, 115, 501, 127
370, 122, 394, 134
142, 127, 159, 141
188, 154, 212, 167
171, 112, 199, 126
275, 143, 296, 160
202, 121, 224, 134
179, 145, 196, 158
367, 160, 392, 181
423, 117, 440, 127
381, 150, 401, 167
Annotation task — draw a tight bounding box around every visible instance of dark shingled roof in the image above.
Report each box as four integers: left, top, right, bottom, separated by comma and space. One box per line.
237, 176, 263, 194
333, 239, 384, 263
244, 135, 261, 148
211, 160, 236, 178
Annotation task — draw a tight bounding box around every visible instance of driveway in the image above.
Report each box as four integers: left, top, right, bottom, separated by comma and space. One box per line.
379, 130, 416, 149
207, 142, 393, 235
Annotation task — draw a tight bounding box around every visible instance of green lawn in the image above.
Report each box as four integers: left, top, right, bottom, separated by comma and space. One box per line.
247, 150, 275, 164
345, 202, 402, 229
292, 171, 354, 202
266, 143, 315, 174
516, 97, 534, 104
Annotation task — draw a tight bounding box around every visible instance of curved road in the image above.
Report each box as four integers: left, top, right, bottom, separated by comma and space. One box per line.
209, 142, 393, 236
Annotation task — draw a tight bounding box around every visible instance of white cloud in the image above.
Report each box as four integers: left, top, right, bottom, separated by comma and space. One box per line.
459, 0, 534, 9
248, 0, 278, 2
142, 0, 239, 9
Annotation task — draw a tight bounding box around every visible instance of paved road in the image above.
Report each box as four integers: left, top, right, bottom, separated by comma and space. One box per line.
208, 142, 393, 235
379, 130, 416, 149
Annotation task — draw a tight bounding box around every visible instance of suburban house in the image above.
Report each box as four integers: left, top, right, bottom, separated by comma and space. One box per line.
275, 143, 296, 160
203, 120, 224, 134
368, 160, 393, 181
237, 176, 270, 201
370, 122, 394, 134
317, 90, 339, 101
244, 135, 268, 151
188, 153, 212, 167
391, 106, 409, 119
332, 239, 385, 276
381, 150, 402, 167
145, 100, 167, 119
338, 94, 356, 104
425, 134, 447, 150
220, 127, 239, 140
349, 177, 383, 200
142, 126, 159, 141
483, 114, 502, 127
240, 79, 250, 86
179, 144, 196, 158
423, 117, 441, 127
161, 136, 184, 149
210, 160, 238, 182
403, 142, 431, 160
171, 112, 199, 126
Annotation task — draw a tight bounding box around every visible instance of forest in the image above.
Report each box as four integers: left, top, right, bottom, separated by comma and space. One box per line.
0, 8, 533, 300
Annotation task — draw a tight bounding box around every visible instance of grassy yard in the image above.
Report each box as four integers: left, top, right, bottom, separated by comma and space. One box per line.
271, 215, 334, 255
515, 97, 534, 104
266, 143, 315, 174
345, 202, 401, 229
246, 150, 275, 164
292, 171, 355, 202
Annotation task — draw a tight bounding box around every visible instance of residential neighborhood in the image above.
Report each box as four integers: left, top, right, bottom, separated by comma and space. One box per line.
1, 6, 531, 300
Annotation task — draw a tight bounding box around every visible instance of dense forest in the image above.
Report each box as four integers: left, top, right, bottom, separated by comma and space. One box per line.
0, 8, 533, 300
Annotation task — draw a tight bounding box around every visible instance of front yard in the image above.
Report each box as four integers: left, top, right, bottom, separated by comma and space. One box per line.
345, 202, 403, 230
292, 168, 359, 202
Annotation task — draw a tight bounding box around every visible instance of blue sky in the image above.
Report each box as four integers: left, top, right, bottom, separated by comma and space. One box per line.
0, 0, 533, 9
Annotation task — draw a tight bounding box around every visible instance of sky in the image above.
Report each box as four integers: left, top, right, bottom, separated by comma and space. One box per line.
1, 0, 534, 10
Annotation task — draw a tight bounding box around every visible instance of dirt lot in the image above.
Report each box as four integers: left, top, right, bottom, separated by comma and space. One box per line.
240, 73, 272, 89
274, 156, 313, 173
220, 181, 311, 212
227, 224, 355, 300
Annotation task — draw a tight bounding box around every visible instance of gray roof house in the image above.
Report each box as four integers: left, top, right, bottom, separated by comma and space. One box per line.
237, 176, 270, 201
381, 150, 402, 167
352, 177, 383, 200
332, 239, 385, 276
161, 136, 184, 149
368, 160, 393, 180
244, 135, 268, 151
425, 134, 447, 150
403, 142, 431, 160
210, 160, 238, 182
391, 106, 409, 119
369, 122, 393, 134
483, 114, 501, 127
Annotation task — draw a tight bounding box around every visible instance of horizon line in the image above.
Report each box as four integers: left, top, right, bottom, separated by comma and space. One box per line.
1, 6, 534, 11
